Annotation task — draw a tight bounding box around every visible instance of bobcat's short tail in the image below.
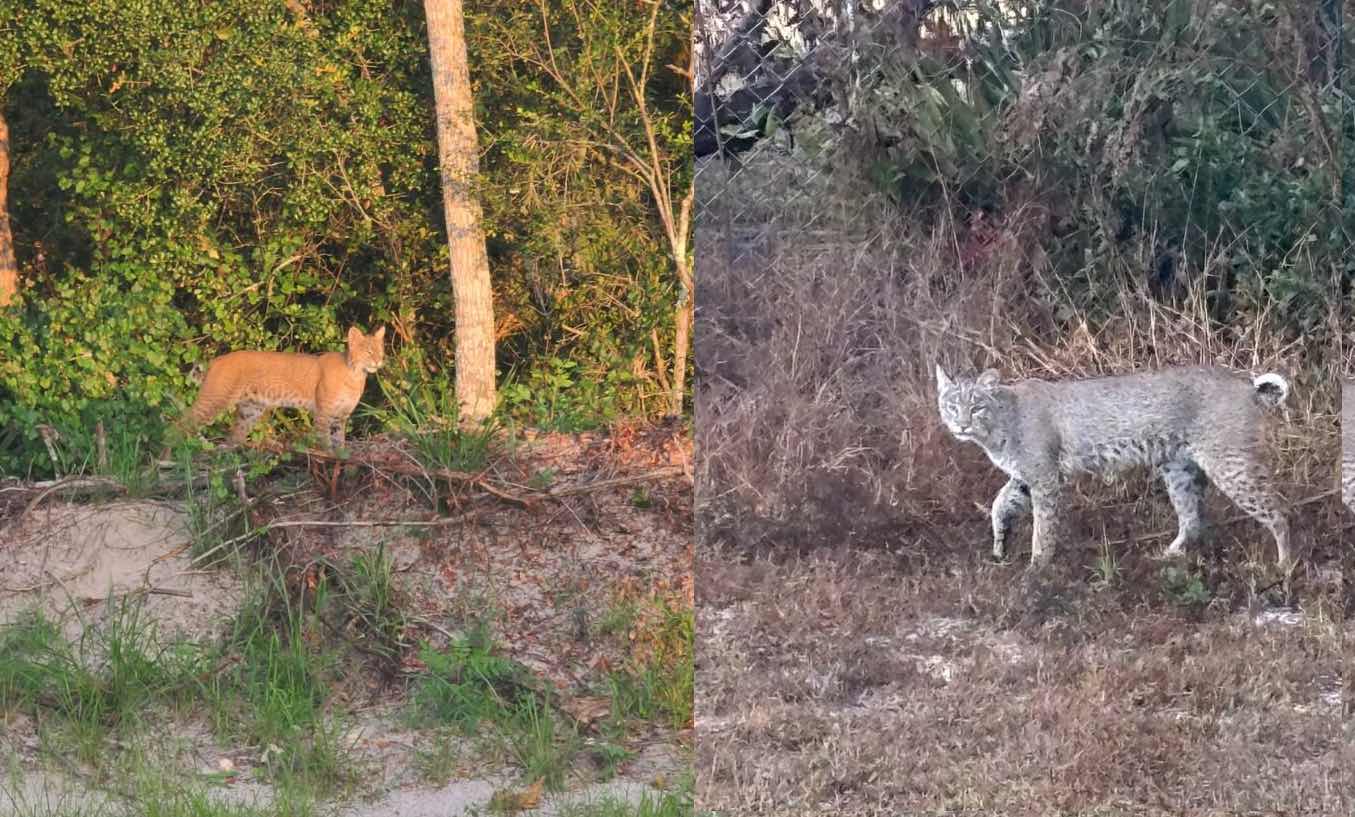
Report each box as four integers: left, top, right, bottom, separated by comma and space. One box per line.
1252, 372, 1289, 408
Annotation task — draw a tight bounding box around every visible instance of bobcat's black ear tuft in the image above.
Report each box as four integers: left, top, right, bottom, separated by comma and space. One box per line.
977, 369, 1001, 387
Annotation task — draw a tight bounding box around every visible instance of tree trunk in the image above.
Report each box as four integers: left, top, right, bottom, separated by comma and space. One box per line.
664, 188, 694, 416
424, 0, 496, 424
0, 108, 17, 307
669, 266, 693, 417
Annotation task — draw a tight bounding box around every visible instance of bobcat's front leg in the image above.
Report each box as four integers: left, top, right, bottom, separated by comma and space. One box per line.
314, 413, 345, 451
1028, 481, 1065, 565
990, 478, 1031, 561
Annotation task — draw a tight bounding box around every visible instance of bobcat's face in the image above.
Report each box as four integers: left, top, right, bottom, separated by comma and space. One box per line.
345, 326, 387, 374
936, 365, 1007, 446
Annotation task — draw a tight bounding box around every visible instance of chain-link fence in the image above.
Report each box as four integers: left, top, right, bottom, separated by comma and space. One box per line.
693, 0, 932, 251
693, 0, 1350, 252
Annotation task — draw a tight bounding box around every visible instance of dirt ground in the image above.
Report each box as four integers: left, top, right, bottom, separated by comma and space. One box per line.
0, 424, 693, 815
696, 527, 1350, 817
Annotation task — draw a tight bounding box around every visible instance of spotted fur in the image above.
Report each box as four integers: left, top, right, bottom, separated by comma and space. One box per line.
936, 365, 1292, 565
181, 326, 385, 450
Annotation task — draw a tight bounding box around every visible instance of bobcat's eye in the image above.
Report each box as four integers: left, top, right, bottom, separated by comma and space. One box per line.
972, 406, 987, 417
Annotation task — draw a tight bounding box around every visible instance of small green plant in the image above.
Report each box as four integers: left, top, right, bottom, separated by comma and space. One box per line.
601, 592, 693, 732
412, 729, 464, 785
587, 739, 632, 781
593, 601, 638, 639
528, 468, 557, 490
1090, 540, 1119, 588
629, 487, 652, 509
502, 694, 577, 791
0, 612, 73, 712
374, 369, 499, 483
408, 627, 586, 787
0, 601, 206, 764
552, 781, 695, 817
202, 565, 357, 797
1161, 565, 1211, 607
329, 542, 410, 661
409, 626, 536, 732
220, 589, 325, 734
89, 418, 158, 496
500, 356, 632, 432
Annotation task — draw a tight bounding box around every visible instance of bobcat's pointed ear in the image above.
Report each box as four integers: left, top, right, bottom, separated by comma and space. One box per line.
346, 326, 361, 346
935, 364, 953, 391
977, 369, 1001, 387
373, 325, 386, 343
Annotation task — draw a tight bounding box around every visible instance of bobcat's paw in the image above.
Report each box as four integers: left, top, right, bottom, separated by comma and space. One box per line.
1026, 548, 1056, 570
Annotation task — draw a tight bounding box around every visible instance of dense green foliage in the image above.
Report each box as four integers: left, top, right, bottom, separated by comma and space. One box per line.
0, 0, 689, 474
826, 0, 1350, 334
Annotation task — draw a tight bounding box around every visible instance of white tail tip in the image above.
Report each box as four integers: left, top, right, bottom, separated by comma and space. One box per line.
1252, 372, 1289, 404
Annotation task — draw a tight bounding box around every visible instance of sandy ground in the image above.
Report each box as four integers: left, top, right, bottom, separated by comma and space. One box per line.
0, 502, 245, 644
3, 737, 681, 816
0, 425, 694, 815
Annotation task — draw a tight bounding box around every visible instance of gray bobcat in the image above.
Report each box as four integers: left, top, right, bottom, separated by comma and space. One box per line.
936, 365, 1292, 565
1343, 380, 1354, 514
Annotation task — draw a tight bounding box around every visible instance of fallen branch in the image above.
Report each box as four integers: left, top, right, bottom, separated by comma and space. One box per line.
546, 465, 689, 498
77, 586, 195, 604
262, 514, 480, 531
300, 447, 688, 505
15, 477, 127, 520
188, 511, 482, 567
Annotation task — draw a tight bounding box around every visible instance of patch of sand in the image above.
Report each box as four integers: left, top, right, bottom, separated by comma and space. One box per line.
0, 501, 245, 642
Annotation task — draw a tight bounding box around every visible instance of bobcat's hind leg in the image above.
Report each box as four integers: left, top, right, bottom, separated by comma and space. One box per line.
1159, 459, 1209, 558
1028, 481, 1066, 566
227, 402, 266, 447
1195, 453, 1291, 566
991, 478, 1031, 561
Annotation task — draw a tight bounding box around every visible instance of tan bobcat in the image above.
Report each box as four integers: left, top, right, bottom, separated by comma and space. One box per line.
179, 326, 386, 450
936, 365, 1292, 566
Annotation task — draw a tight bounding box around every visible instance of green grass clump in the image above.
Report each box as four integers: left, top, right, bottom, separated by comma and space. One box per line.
409, 625, 534, 732
602, 594, 693, 732
203, 566, 354, 795
552, 778, 695, 817
408, 625, 579, 789
0, 602, 207, 762
376, 373, 498, 473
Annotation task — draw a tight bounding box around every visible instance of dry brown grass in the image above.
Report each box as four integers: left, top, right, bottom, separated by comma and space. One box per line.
693, 153, 1346, 814
697, 546, 1347, 816
695, 152, 1341, 561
